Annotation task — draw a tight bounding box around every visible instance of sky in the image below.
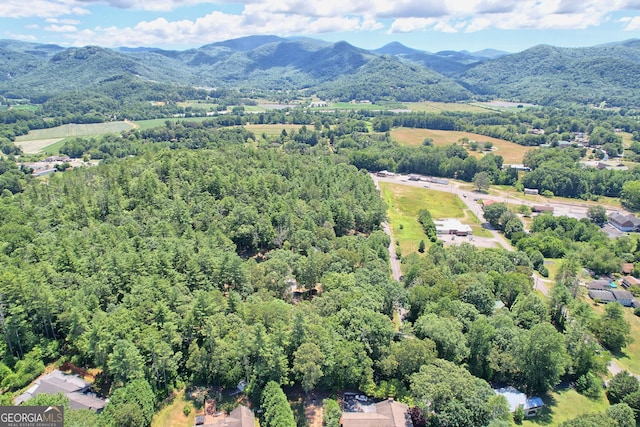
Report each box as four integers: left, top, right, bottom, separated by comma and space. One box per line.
2, 0, 640, 53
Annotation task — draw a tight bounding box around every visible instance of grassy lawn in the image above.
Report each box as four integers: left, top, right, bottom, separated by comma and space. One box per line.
598, 302, 640, 374
380, 182, 472, 255
151, 390, 195, 427
404, 101, 489, 113
245, 123, 305, 137
389, 128, 532, 164
522, 388, 609, 427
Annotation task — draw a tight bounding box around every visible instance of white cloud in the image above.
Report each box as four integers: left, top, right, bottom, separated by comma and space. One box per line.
4, 33, 38, 41
389, 17, 434, 33
45, 24, 78, 32
46, 17, 81, 24
0, 1, 89, 18
622, 15, 640, 29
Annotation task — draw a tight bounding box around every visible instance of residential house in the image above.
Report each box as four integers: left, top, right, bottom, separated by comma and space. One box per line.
341, 398, 413, 427
609, 213, 640, 232
14, 370, 106, 412
588, 289, 617, 304
494, 387, 544, 418
195, 405, 254, 427
621, 263, 635, 275
586, 279, 612, 290
622, 276, 640, 289
611, 289, 635, 307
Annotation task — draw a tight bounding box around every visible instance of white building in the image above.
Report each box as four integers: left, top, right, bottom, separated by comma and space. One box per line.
434, 219, 473, 236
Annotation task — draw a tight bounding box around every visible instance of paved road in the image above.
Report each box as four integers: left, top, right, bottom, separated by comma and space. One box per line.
372, 172, 636, 378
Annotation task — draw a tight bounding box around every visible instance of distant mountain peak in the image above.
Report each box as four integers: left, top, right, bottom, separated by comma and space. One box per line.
202, 35, 287, 51
373, 42, 424, 55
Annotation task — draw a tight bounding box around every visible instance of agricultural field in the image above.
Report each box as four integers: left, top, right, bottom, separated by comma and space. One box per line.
245, 123, 305, 137
379, 182, 489, 255
15, 121, 135, 154
390, 127, 533, 164
404, 101, 489, 113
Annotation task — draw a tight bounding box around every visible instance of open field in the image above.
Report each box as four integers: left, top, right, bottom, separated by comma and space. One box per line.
16, 122, 135, 141
16, 138, 65, 154
404, 101, 489, 113
151, 390, 195, 427
380, 182, 487, 255
246, 123, 305, 137
522, 388, 609, 427
390, 128, 533, 164
15, 122, 135, 154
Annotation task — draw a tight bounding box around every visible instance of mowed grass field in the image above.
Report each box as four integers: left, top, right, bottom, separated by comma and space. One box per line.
380, 182, 487, 255
15, 121, 135, 153
521, 388, 609, 427
390, 127, 533, 164
245, 123, 305, 137
404, 101, 489, 113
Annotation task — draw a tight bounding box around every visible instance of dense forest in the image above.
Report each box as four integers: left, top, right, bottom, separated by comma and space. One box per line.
0, 113, 637, 426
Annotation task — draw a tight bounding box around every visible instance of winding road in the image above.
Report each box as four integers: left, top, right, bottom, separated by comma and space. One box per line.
372, 172, 635, 379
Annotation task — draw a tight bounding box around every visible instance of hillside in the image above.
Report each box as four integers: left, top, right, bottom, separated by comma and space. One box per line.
458, 40, 640, 106
2, 37, 640, 106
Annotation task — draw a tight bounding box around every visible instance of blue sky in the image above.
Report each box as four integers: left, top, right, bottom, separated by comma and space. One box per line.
2, 0, 640, 52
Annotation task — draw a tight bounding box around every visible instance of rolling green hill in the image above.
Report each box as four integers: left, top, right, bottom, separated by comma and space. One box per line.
2, 36, 640, 107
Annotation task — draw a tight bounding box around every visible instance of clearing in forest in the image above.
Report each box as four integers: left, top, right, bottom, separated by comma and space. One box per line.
390, 128, 532, 164
404, 101, 489, 113
245, 123, 305, 137
15, 122, 135, 154
380, 182, 485, 255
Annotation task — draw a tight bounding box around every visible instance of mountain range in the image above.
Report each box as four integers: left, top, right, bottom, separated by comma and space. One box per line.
1, 35, 640, 107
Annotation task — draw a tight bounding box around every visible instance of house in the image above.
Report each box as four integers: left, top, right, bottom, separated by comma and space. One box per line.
434, 219, 473, 236
611, 289, 635, 307
14, 369, 106, 412
622, 263, 635, 275
482, 199, 497, 208
586, 279, 612, 290
588, 289, 617, 303
622, 276, 640, 289
532, 205, 554, 213
341, 398, 413, 427
507, 164, 531, 172
494, 387, 544, 418
195, 405, 255, 427
524, 188, 539, 195
609, 213, 640, 232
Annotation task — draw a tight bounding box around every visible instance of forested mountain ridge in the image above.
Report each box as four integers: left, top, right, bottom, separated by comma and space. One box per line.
458, 40, 640, 106
3, 36, 640, 106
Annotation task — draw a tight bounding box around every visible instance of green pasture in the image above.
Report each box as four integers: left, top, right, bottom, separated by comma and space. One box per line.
16, 122, 134, 141
404, 101, 489, 113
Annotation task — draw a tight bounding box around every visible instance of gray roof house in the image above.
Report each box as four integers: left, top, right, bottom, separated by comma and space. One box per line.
588, 289, 617, 303
14, 369, 106, 412
494, 387, 544, 418
587, 279, 612, 290
611, 289, 635, 307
